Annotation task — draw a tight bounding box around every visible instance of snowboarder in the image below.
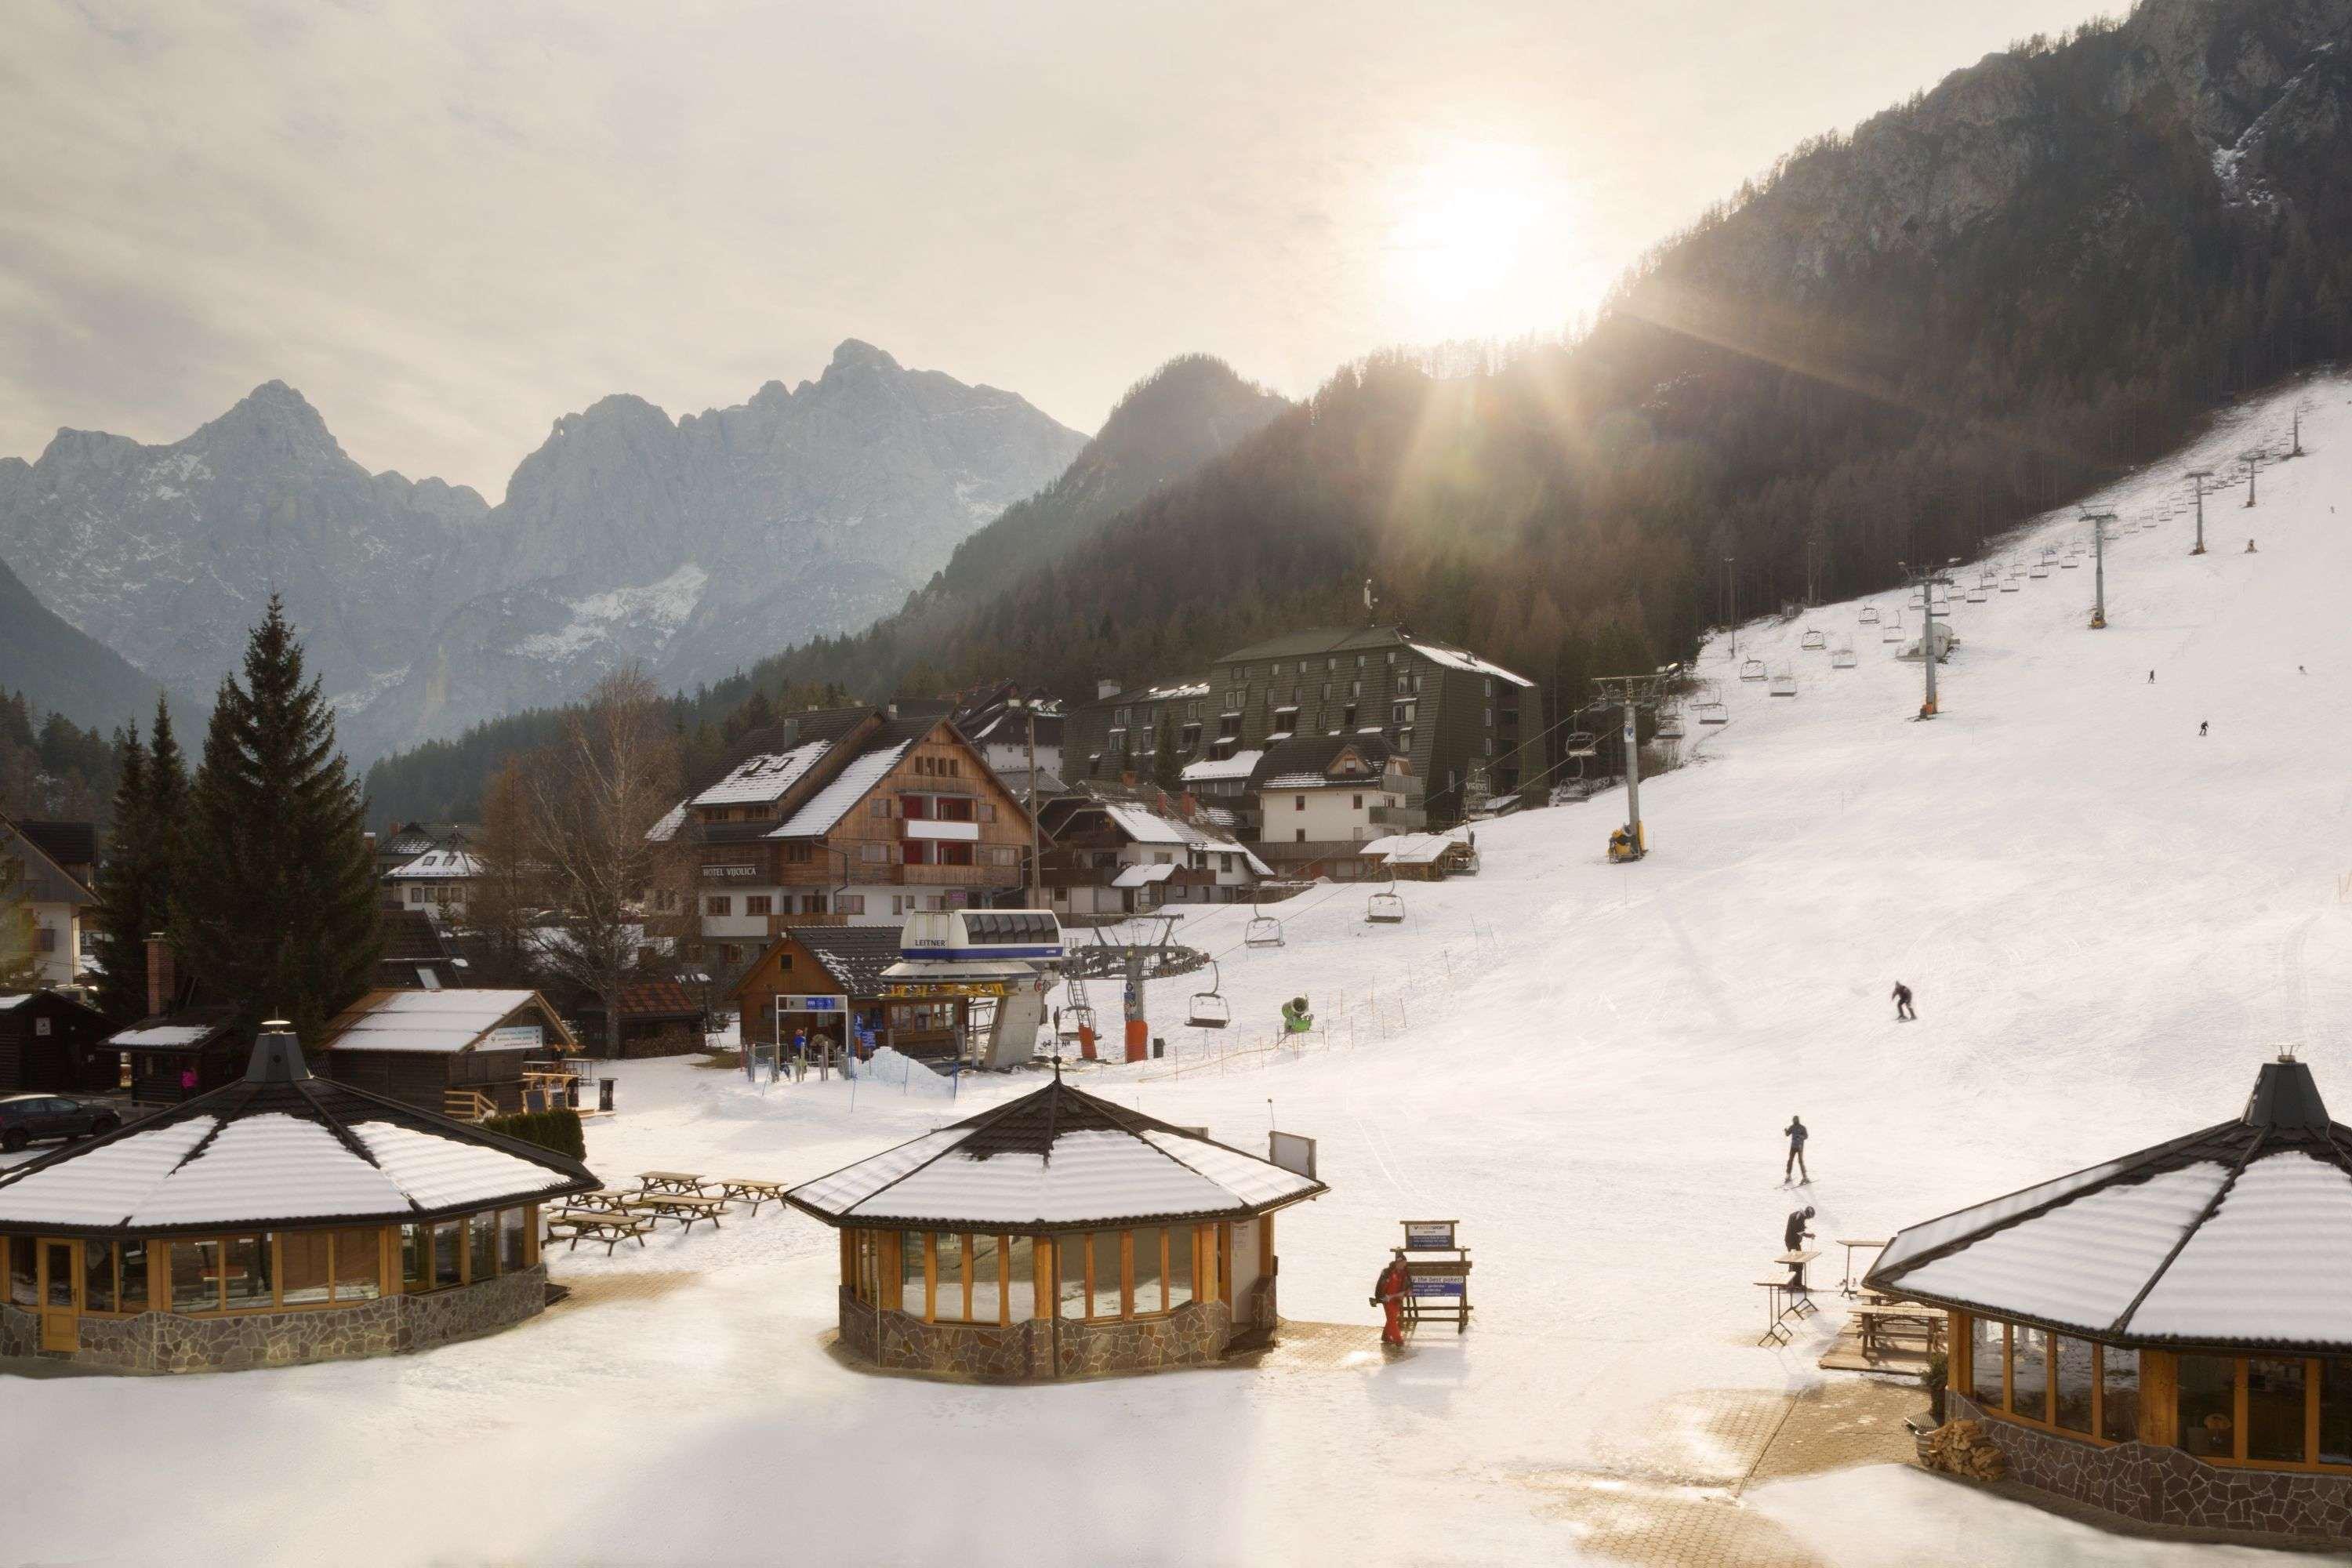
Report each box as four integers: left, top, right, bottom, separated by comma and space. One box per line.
1783, 1116, 1810, 1184
1373, 1254, 1411, 1348
2199, 720, 2209, 737
2147, 670, 2154, 684
1783, 1206, 1817, 1289
2247, 538, 2259, 553
1892, 981, 1916, 1021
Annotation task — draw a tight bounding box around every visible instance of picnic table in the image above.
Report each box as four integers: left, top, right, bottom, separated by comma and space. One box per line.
624, 1194, 731, 1233
1848, 1299, 1945, 1359
638, 1171, 710, 1196
546, 1210, 654, 1255
1835, 1237, 1889, 1298
568, 1188, 636, 1213
711, 1178, 789, 1214
1773, 1248, 1821, 1306
1754, 1279, 1795, 1346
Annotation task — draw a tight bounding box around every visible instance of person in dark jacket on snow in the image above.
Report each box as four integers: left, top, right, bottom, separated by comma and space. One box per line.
1784, 1116, 1810, 1184
1892, 982, 1915, 1021
1784, 1207, 1817, 1290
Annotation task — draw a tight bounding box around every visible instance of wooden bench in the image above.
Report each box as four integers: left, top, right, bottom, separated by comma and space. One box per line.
1847, 1301, 1944, 1359
638, 1171, 710, 1196
712, 1178, 788, 1214
624, 1195, 731, 1233
546, 1210, 655, 1255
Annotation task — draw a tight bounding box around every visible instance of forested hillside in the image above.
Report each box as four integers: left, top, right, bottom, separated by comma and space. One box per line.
366, 0, 2352, 817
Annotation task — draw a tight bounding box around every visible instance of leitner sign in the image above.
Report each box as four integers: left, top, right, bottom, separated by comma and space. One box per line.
777, 995, 847, 1013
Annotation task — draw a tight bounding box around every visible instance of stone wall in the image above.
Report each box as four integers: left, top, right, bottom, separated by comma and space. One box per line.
0, 1265, 549, 1375
1949, 1394, 2352, 1541
839, 1287, 1235, 1383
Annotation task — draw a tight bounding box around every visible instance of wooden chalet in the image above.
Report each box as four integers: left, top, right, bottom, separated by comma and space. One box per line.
788, 1072, 1327, 1381
0, 992, 114, 1094
1034, 795, 1268, 918
651, 706, 1041, 978
108, 1009, 244, 1105
321, 989, 579, 1120
2, 818, 95, 989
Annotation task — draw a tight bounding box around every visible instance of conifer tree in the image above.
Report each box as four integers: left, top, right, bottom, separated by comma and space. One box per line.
1152, 711, 1182, 793
93, 699, 193, 1022
172, 599, 382, 1047
90, 720, 150, 1020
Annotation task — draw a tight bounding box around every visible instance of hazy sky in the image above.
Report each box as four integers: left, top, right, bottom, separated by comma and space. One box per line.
2, 0, 2114, 499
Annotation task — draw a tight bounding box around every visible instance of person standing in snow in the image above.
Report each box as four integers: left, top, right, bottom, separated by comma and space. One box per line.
1784, 1116, 1810, 1184
1892, 981, 1916, 1021
1373, 1254, 1411, 1348
2147, 670, 2154, 684
2199, 720, 2209, 737
1783, 1207, 1817, 1290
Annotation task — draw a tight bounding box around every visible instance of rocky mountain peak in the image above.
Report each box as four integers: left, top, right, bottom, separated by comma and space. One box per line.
826, 338, 901, 376
187, 379, 343, 464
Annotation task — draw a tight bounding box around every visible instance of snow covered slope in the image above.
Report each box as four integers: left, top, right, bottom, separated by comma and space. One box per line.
9, 377, 2350, 1566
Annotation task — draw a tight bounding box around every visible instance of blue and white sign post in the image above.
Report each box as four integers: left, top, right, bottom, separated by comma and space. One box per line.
1396, 1218, 1472, 1334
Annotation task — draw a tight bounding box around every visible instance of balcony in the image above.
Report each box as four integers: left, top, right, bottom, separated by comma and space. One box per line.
902, 818, 981, 843
1368, 804, 1425, 828
902, 862, 1013, 887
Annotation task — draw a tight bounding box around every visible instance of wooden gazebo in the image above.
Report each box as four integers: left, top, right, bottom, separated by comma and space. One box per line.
1871, 1055, 2352, 1541
789, 1073, 1325, 1381
0, 1027, 596, 1373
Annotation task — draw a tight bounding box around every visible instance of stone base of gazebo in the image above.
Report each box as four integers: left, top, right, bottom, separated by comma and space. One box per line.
838, 1287, 1233, 1381
1947, 1395, 2352, 1541
0, 1266, 550, 1374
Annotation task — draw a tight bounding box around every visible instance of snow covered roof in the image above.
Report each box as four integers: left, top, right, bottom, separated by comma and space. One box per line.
690, 740, 830, 808
787, 1076, 1325, 1229
107, 1019, 238, 1054
1363, 832, 1473, 866
0, 1033, 595, 1234
644, 802, 688, 844
768, 740, 913, 839
1176, 752, 1270, 785
1869, 1058, 2352, 1348
1102, 802, 1188, 845
322, 989, 570, 1055
1112, 863, 1178, 887
1402, 637, 1534, 688
387, 848, 484, 880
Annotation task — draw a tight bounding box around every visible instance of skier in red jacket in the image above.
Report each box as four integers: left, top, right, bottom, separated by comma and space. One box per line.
1374, 1254, 1411, 1348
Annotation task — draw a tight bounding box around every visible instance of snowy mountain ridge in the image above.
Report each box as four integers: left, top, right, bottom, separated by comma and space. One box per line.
0, 344, 1085, 760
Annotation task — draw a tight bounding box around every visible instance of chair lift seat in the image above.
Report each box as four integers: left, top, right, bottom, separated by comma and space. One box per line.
1367, 891, 1406, 924
1244, 915, 1284, 949
1800, 630, 1826, 650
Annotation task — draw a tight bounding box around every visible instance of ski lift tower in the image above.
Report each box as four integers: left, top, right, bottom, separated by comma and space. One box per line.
1085, 913, 1182, 1064
2081, 511, 2116, 630
1592, 663, 1679, 861
2242, 449, 2267, 508
2186, 469, 2213, 555
1898, 559, 1956, 716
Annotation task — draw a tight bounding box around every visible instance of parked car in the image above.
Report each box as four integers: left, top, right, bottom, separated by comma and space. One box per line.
0, 1094, 120, 1152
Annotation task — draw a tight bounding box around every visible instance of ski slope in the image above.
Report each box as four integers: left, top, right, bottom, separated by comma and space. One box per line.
11, 377, 2351, 1566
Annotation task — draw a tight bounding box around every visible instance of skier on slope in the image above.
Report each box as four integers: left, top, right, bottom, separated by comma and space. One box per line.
1892, 981, 1916, 1021
1373, 1254, 1412, 1348
1784, 1115, 1810, 1185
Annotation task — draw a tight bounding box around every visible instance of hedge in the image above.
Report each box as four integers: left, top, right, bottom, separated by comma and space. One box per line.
482, 1107, 587, 1162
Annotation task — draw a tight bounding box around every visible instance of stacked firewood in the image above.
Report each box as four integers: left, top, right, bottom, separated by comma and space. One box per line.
1922, 1419, 2009, 1481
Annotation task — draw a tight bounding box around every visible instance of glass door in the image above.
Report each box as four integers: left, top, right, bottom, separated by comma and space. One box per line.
38, 1240, 78, 1353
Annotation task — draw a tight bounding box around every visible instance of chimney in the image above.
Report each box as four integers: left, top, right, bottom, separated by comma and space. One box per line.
1097, 679, 1120, 701
146, 933, 174, 1018
245, 1021, 310, 1083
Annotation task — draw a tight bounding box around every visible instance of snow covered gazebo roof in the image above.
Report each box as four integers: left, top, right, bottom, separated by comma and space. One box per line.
0, 1030, 597, 1237
787, 1075, 1325, 1231
1868, 1057, 2352, 1350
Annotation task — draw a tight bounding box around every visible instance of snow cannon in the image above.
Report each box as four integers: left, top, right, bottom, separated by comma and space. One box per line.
1280, 996, 1314, 1035
1607, 822, 1646, 862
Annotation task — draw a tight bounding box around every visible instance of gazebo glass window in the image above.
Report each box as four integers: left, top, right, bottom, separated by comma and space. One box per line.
969, 1236, 1001, 1323
2053, 1336, 2095, 1433
1088, 1232, 1122, 1319
934, 1232, 964, 1318
2010, 1325, 2050, 1422
284, 1232, 335, 1305
2099, 1346, 2138, 1442
335, 1229, 383, 1300
433, 1222, 463, 1289
172, 1241, 220, 1312
1004, 1237, 1035, 1319
469, 1213, 498, 1283
2321, 1363, 2352, 1467
82, 1240, 117, 1312
2178, 1356, 2234, 1458
2248, 1359, 2309, 1464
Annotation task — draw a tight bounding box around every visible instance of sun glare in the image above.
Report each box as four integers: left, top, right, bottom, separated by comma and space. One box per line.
1382, 140, 1581, 342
